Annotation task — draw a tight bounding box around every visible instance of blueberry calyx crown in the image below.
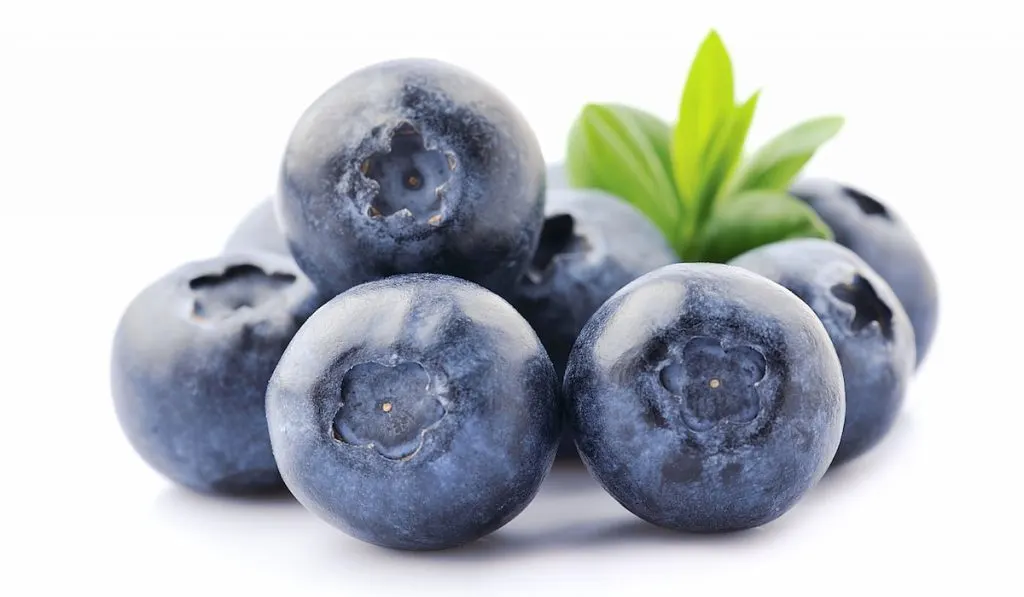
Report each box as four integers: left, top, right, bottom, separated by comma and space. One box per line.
657, 336, 768, 432
830, 274, 894, 340
331, 361, 447, 460
359, 121, 456, 227
523, 213, 591, 284
188, 264, 296, 320
841, 185, 890, 219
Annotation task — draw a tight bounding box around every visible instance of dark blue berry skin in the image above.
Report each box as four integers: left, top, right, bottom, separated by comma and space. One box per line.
564, 263, 845, 533
790, 178, 938, 367
224, 197, 290, 257
277, 58, 546, 300
111, 253, 322, 495
510, 188, 678, 378
266, 274, 561, 550
731, 239, 915, 465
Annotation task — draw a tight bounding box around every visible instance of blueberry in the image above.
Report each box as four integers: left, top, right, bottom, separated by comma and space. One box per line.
564, 263, 844, 532
277, 58, 546, 299
266, 274, 560, 550
111, 253, 321, 495
731, 239, 915, 464
510, 188, 678, 377
223, 196, 289, 257
790, 178, 938, 367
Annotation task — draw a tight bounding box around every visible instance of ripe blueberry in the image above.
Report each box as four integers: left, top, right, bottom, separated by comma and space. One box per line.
111, 253, 321, 495
277, 59, 546, 299
564, 263, 845, 532
266, 274, 561, 550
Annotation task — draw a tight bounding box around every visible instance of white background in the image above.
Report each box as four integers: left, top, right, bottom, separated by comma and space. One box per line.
2, 1, 1021, 595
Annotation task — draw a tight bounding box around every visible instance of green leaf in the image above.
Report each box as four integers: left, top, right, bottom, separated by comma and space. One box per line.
727, 116, 844, 194
565, 103, 682, 251
619, 105, 677, 195
691, 190, 833, 263
671, 30, 735, 209
675, 91, 760, 261
697, 90, 760, 218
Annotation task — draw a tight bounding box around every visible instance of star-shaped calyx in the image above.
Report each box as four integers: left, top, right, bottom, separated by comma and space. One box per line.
658, 336, 767, 432
332, 361, 446, 460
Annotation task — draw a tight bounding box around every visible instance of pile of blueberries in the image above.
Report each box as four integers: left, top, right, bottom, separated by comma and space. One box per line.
112, 58, 938, 551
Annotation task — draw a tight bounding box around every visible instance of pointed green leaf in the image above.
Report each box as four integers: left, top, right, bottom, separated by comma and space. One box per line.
565, 103, 682, 253
671, 30, 735, 208
728, 116, 844, 194
699, 90, 760, 215
691, 190, 833, 263
675, 91, 760, 260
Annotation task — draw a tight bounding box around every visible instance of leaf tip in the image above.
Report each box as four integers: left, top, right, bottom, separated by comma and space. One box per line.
578, 102, 601, 118
699, 29, 731, 61
704, 29, 725, 47
822, 114, 846, 134
580, 102, 617, 124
